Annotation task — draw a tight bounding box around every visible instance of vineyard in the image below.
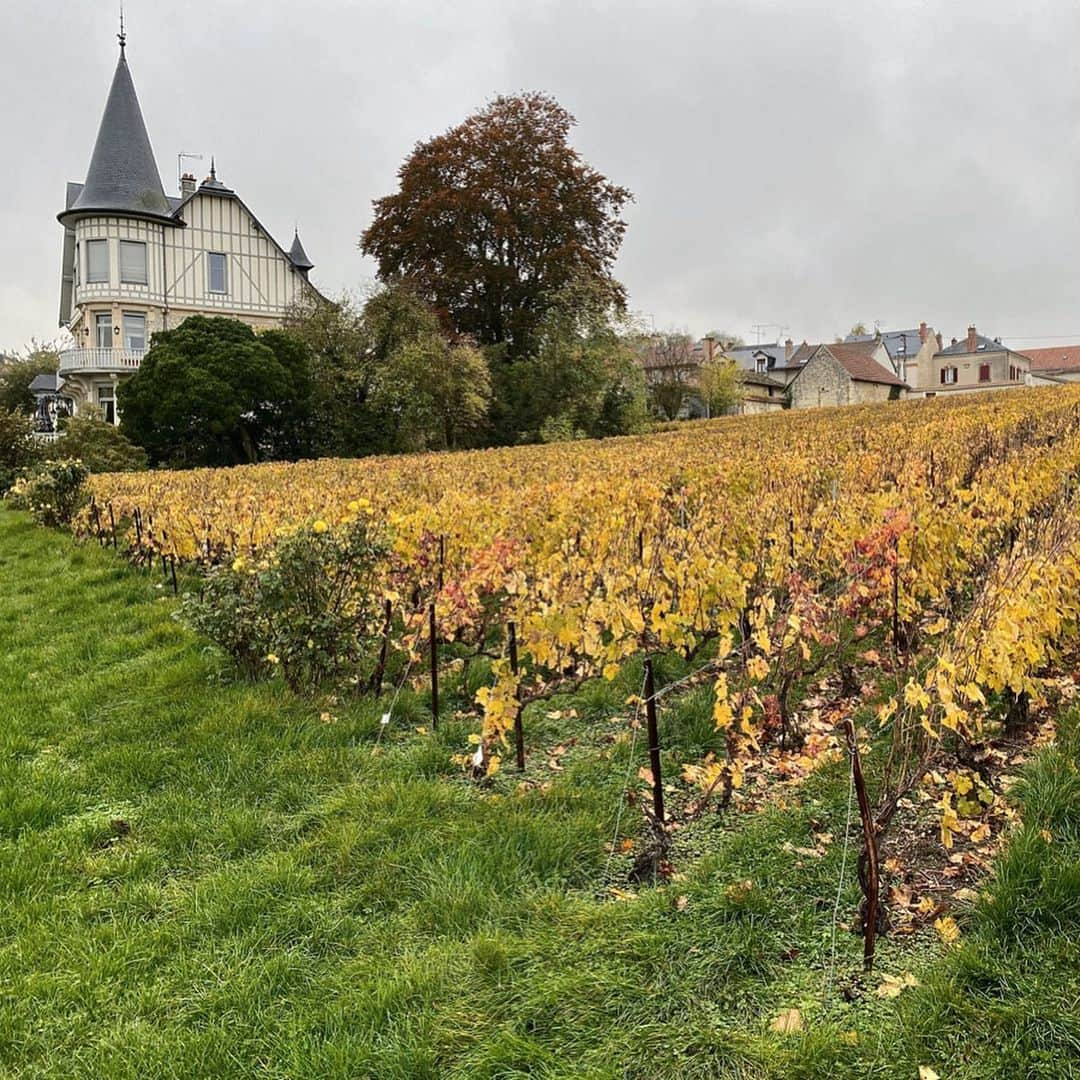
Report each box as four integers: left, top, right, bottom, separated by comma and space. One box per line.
78, 386, 1080, 966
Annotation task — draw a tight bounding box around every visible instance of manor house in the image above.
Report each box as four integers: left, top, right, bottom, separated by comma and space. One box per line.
52, 29, 321, 424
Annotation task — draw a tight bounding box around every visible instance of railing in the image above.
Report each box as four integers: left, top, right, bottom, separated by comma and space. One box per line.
58, 347, 145, 374
31, 431, 65, 444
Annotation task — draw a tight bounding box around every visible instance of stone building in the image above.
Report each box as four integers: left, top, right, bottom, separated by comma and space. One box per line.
56, 28, 322, 421
787, 340, 906, 409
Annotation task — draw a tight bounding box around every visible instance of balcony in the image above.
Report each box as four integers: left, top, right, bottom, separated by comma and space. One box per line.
58, 347, 145, 375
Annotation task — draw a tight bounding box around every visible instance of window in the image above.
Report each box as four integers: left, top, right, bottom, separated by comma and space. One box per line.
940, 366, 957, 385
73, 242, 79, 287
122, 312, 146, 351
755, 356, 766, 373
95, 312, 112, 349
86, 239, 109, 283
119, 240, 148, 285
97, 386, 116, 426
208, 252, 228, 294
978, 363, 991, 383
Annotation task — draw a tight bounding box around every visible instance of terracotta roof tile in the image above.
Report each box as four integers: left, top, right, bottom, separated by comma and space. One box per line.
1022, 345, 1080, 372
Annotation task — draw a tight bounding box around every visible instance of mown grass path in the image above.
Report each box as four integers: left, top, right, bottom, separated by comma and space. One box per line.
0, 509, 1076, 1078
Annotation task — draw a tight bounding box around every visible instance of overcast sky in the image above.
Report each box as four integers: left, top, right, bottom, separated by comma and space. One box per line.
3, 0, 1080, 353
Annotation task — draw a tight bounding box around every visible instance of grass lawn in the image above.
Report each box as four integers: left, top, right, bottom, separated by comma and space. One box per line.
0, 507, 1077, 1079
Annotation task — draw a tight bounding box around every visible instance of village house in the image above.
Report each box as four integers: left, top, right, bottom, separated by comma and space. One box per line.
845, 322, 942, 387
735, 370, 787, 413
53, 28, 322, 423
787, 340, 906, 409
1021, 345, 1080, 385
923, 326, 1029, 396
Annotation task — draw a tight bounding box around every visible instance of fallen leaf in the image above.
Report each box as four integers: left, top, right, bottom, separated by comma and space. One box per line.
675, 895, 688, 911
918, 1068, 940, 1080
934, 916, 960, 944
619, 838, 634, 853
876, 971, 920, 998
725, 879, 754, 903
769, 1007, 803, 1034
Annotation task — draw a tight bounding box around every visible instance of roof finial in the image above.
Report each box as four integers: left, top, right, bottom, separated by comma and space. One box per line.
118, 2, 126, 55
210, 156, 216, 180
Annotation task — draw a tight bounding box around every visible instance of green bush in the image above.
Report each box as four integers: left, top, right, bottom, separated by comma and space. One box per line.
179, 514, 390, 692
0, 409, 40, 494
58, 414, 147, 473
7, 458, 89, 527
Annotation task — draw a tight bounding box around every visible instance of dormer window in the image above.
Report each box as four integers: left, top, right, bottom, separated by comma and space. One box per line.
208, 252, 228, 294
119, 240, 147, 285
86, 239, 109, 283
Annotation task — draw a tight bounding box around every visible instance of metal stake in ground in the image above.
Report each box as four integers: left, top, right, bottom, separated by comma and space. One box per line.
642, 657, 665, 824
169, 556, 178, 595
107, 504, 118, 551
508, 620, 525, 771
429, 601, 439, 727
842, 717, 879, 971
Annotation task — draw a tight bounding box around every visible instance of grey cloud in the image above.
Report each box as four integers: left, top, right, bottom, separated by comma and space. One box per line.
4, 0, 1080, 352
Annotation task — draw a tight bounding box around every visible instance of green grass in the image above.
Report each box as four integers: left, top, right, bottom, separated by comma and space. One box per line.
0, 508, 1077, 1078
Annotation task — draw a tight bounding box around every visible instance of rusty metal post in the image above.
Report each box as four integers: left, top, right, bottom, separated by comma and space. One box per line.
508, 621, 525, 771
429, 602, 439, 727
843, 717, 879, 971
643, 657, 665, 824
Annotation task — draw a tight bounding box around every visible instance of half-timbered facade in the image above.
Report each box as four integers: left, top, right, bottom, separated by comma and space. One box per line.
56, 32, 320, 422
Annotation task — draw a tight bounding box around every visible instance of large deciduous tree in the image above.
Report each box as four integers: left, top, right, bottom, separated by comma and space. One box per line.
118, 316, 312, 468
361, 92, 632, 362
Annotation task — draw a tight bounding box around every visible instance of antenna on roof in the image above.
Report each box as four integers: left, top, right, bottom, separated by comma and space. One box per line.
118, 2, 126, 55
178, 152, 204, 191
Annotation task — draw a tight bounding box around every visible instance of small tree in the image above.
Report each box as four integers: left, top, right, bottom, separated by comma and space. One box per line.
493, 275, 647, 442
706, 330, 746, 348
644, 333, 698, 420
0, 409, 39, 493
0, 343, 61, 414
283, 292, 385, 458
699, 359, 744, 417
371, 332, 492, 451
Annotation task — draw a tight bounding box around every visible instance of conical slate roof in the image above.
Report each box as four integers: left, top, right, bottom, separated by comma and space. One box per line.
288, 229, 314, 271
62, 47, 171, 221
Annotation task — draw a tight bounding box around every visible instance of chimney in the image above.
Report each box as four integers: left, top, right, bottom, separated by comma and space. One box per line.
936, 332, 943, 350
919, 320, 927, 344
704, 335, 715, 364
784, 337, 794, 360
181, 172, 197, 197
967, 325, 977, 353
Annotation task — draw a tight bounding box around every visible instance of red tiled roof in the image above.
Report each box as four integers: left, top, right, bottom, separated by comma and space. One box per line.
818, 341, 907, 387
1022, 345, 1080, 372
